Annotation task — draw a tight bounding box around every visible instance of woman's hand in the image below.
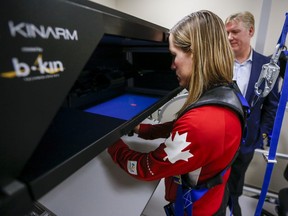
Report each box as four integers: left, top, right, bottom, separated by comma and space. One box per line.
133, 125, 140, 134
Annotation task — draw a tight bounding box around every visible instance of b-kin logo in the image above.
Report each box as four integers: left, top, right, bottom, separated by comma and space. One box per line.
0, 54, 64, 81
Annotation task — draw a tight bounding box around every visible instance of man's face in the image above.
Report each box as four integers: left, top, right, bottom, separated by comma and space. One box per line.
225, 20, 254, 58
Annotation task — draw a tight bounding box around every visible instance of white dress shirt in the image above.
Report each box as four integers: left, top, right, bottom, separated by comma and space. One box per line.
233, 51, 253, 97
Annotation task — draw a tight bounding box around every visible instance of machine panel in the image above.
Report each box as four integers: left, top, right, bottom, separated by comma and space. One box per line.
0, 0, 181, 214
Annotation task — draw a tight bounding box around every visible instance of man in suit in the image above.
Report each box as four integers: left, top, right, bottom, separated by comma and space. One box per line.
225, 11, 280, 216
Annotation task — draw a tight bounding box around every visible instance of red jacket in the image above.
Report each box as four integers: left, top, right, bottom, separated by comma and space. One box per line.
108, 105, 241, 215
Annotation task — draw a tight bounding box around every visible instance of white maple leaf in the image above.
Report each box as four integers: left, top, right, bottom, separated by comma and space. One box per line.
163, 131, 193, 163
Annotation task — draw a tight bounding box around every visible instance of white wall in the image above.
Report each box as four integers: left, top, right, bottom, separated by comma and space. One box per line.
89, 0, 288, 55
264, 0, 288, 55
89, 0, 116, 8
116, 0, 263, 48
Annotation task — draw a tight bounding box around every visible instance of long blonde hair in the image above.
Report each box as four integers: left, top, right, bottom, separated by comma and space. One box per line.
169, 10, 234, 116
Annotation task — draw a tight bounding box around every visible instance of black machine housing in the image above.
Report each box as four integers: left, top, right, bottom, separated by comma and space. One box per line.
0, 0, 180, 215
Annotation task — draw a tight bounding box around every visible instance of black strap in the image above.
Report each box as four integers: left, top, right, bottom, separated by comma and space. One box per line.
178, 83, 249, 128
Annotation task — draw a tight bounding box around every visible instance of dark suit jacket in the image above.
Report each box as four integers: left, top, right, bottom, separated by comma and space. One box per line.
240, 50, 280, 154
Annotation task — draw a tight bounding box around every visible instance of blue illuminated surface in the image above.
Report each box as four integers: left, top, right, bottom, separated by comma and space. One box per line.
84, 93, 160, 120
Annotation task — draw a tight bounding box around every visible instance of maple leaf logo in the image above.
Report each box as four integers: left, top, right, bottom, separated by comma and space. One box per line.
163, 131, 193, 163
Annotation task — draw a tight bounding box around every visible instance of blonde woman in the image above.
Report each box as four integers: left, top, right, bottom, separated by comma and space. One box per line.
108, 10, 247, 215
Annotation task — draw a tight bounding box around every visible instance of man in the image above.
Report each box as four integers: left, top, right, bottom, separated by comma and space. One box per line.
225, 11, 280, 216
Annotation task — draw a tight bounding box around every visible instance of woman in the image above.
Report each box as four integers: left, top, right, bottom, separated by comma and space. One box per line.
108, 10, 246, 215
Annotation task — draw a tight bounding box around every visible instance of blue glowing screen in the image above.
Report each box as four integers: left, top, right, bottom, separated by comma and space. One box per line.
84, 93, 160, 120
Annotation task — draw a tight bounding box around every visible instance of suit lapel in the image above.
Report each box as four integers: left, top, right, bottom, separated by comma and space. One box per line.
245, 51, 262, 104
